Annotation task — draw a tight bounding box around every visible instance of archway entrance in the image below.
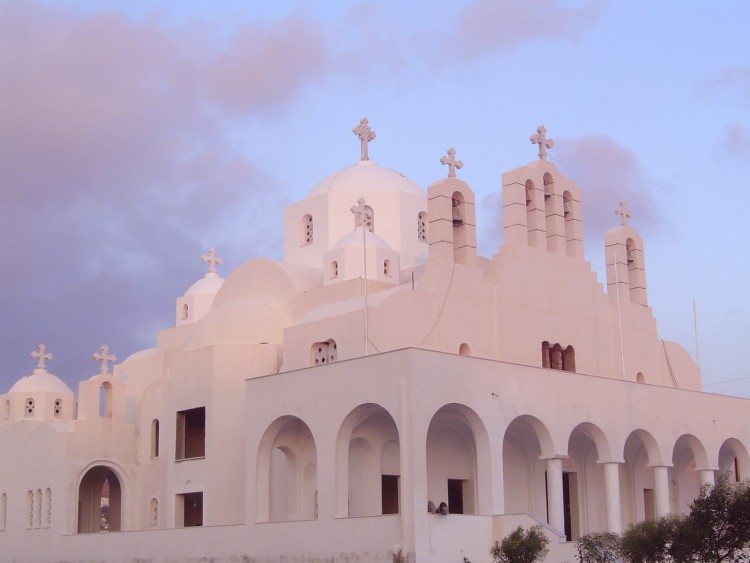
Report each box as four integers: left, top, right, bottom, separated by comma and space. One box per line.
78, 466, 122, 532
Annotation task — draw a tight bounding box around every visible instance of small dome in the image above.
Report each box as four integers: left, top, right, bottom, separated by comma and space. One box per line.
9, 369, 73, 396
306, 160, 424, 198
184, 272, 225, 297
332, 228, 393, 251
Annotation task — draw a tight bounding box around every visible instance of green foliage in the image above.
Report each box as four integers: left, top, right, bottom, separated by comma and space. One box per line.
490, 525, 550, 563
572, 475, 750, 563
575, 531, 622, 563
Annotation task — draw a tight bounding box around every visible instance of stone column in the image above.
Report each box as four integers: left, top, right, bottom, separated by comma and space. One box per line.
545, 457, 564, 533
603, 462, 622, 533
653, 465, 671, 518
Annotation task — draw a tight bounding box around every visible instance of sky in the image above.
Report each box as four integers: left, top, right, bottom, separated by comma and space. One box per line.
1, 0, 749, 397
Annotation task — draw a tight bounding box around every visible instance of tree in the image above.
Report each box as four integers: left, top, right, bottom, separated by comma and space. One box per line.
620, 516, 682, 563
491, 525, 550, 563
575, 531, 622, 563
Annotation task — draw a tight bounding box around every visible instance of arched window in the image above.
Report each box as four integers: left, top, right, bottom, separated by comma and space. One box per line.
0, 492, 6, 531
53, 399, 62, 417
149, 498, 158, 527
181, 303, 189, 321
24, 398, 34, 417
35, 489, 42, 529
99, 382, 113, 417
301, 214, 314, 246
542, 342, 575, 372
541, 341, 551, 368
636, 372, 645, 384
418, 211, 428, 242
384, 259, 392, 277
459, 343, 471, 356
44, 488, 52, 528
151, 419, 160, 458
311, 340, 337, 365
26, 491, 33, 529
563, 345, 575, 372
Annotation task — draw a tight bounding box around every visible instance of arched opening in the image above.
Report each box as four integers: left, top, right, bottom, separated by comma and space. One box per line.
44, 488, 52, 528
626, 238, 638, 303
525, 180, 539, 247
543, 173, 558, 251
4, 399, 10, 420
565, 423, 612, 540
257, 416, 318, 522
149, 498, 158, 527
0, 493, 7, 531
26, 490, 33, 529
636, 372, 645, 383
621, 430, 661, 528
384, 259, 392, 277
53, 398, 63, 417
181, 303, 189, 321
426, 404, 491, 515
25, 398, 34, 417
502, 415, 554, 522
78, 465, 122, 532
563, 190, 576, 256
459, 343, 471, 356
671, 435, 707, 515
99, 382, 113, 417
418, 211, 428, 242
34, 489, 41, 529
718, 439, 750, 482
151, 419, 160, 458
335, 404, 400, 517
301, 214, 313, 246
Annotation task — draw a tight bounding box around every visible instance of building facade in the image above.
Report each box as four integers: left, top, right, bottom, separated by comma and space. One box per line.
1, 122, 748, 562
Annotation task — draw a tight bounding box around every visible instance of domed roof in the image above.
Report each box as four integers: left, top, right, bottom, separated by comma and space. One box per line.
9, 368, 73, 396
332, 228, 393, 251
184, 272, 225, 296
306, 160, 424, 198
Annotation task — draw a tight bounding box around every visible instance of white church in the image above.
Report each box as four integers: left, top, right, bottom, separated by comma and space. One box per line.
1, 120, 748, 563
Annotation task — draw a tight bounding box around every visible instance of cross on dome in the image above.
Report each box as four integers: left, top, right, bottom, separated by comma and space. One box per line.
201, 247, 223, 275
350, 198, 373, 229
30, 343, 53, 370
352, 118, 376, 161
93, 344, 116, 375
615, 201, 631, 226
440, 147, 463, 178
530, 125, 554, 161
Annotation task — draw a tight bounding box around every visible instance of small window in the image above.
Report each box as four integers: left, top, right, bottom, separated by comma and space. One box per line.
381, 475, 399, 515
636, 372, 645, 384
384, 259, 392, 277
35, 489, 42, 529
311, 340, 337, 365
181, 303, 189, 320
330, 261, 338, 279
176, 492, 203, 527
447, 479, 465, 514
175, 407, 206, 460
26, 490, 33, 529
1, 492, 7, 531
3, 400, 9, 420
149, 498, 159, 527
418, 211, 428, 242
24, 398, 35, 417
44, 488, 51, 528
301, 214, 314, 246
459, 343, 471, 356
53, 399, 62, 417
151, 419, 160, 458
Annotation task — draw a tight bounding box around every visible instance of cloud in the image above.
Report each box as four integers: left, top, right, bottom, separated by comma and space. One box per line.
722, 126, 750, 158
0, 1, 326, 389
700, 66, 750, 101
554, 135, 659, 241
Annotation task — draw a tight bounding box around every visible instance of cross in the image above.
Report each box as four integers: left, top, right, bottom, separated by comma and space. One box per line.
350, 197, 373, 229
440, 147, 463, 178
201, 247, 223, 275
30, 343, 53, 370
529, 125, 554, 161
352, 118, 376, 161
92, 344, 117, 375
615, 200, 631, 226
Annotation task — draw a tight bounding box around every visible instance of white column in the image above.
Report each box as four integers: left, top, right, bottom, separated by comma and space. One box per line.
546, 457, 564, 533
653, 465, 671, 518
698, 469, 715, 488
603, 462, 622, 533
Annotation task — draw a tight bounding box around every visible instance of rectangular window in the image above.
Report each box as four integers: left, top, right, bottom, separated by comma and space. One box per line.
175, 407, 205, 460
447, 479, 464, 514
381, 475, 399, 514
175, 492, 203, 527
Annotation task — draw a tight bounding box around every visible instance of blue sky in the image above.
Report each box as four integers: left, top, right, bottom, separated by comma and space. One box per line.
1, 0, 748, 396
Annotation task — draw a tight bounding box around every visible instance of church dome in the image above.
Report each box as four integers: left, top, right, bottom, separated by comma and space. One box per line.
305, 160, 425, 198
9, 368, 73, 396
184, 272, 225, 296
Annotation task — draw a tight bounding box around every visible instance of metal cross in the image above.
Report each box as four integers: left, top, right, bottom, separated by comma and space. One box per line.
615, 200, 631, 226
201, 247, 223, 275
93, 344, 117, 375
529, 125, 555, 161
352, 118, 376, 161
440, 147, 463, 178
30, 343, 53, 370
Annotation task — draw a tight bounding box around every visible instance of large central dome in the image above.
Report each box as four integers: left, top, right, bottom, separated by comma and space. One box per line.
305, 160, 424, 198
